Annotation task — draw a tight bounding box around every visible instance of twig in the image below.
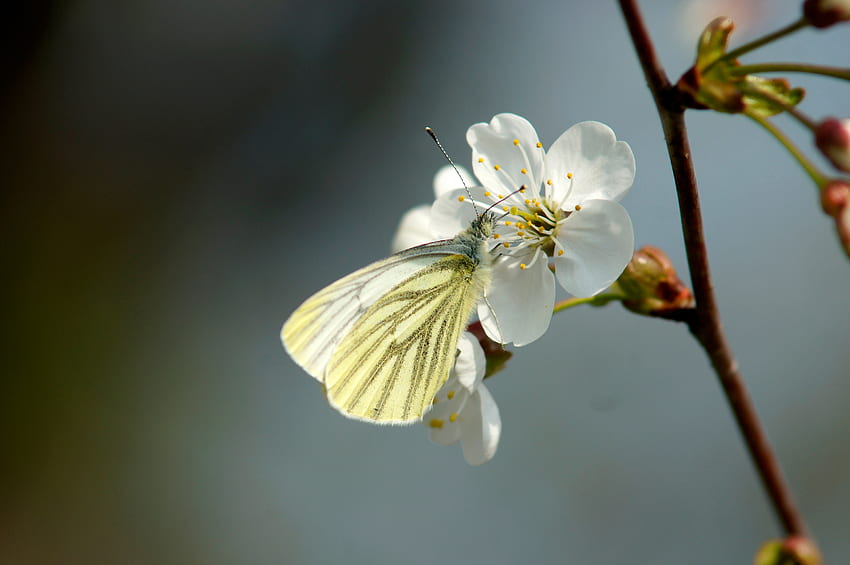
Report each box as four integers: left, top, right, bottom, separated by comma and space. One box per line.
617, 0, 806, 537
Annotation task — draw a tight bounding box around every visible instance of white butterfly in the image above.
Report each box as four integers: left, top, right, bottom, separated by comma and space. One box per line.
282, 211, 496, 424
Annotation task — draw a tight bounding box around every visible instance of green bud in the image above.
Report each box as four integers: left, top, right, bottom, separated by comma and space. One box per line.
754, 536, 821, 565
676, 17, 804, 116
610, 246, 694, 316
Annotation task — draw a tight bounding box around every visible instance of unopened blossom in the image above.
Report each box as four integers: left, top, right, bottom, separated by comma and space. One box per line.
804, 0, 850, 28
815, 117, 850, 173
821, 180, 850, 257
424, 332, 501, 465
424, 113, 635, 345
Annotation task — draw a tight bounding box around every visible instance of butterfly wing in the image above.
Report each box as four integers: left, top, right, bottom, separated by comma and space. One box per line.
324, 252, 484, 424
282, 244, 455, 380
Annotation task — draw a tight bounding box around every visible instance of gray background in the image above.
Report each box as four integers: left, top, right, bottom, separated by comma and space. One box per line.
2, 0, 849, 563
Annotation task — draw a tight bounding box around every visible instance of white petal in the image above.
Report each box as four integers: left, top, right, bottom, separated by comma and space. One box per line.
543, 121, 635, 208
391, 205, 434, 252
425, 377, 467, 446
430, 186, 493, 239
479, 249, 555, 347
459, 385, 501, 466
455, 332, 485, 393
432, 164, 475, 198
467, 113, 545, 199
553, 199, 634, 297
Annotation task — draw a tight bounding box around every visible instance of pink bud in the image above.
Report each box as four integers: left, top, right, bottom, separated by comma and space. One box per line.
820, 180, 849, 217
803, 0, 850, 28
815, 118, 850, 173
820, 180, 850, 258
614, 246, 694, 316
839, 202, 850, 257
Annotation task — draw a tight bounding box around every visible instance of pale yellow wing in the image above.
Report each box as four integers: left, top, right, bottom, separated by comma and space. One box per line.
324, 253, 482, 424
282, 251, 450, 380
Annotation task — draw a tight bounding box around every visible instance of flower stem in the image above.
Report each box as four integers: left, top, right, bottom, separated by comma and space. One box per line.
708, 18, 809, 71
552, 292, 625, 314
730, 62, 850, 81
618, 0, 807, 539
746, 112, 829, 187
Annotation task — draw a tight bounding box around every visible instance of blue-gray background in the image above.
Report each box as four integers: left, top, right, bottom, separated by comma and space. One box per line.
2, 1, 848, 563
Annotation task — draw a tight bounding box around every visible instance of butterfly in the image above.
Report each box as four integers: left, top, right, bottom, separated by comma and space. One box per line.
281, 210, 497, 424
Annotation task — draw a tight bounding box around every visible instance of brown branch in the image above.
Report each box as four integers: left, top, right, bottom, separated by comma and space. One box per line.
618, 0, 806, 538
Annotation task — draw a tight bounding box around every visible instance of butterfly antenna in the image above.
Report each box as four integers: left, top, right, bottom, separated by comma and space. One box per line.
425, 127, 480, 216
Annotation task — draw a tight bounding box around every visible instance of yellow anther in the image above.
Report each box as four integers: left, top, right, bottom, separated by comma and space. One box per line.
458, 195, 465, 202
478, 157, 485, 163
502, 206, 509, 211
513, 139, 520, 146
519, 187, 526, 193
521, 168, 527, 174
494, 164, 501, 171
546, 179, 553, 185
575, 204, 582, 211
517, 231, 525, 236
567, 172, 573, 179
447, 390, 455, 400
449, 412, 458, 422
484, 191, 491, 197
429, 419, 444, 429
536, 142, 542, 148
505, 221, 512, 226
498, 194, 504, 199
558, 249, 564, 256
503, 242, 511, 248
520, 263, 527, 270
525, 199, 531, 205
493, 233, 501, 239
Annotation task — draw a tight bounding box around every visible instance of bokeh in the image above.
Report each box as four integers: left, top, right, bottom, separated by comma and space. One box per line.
2, 1, 848, 564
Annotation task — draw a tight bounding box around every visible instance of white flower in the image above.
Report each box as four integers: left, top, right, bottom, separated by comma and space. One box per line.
396, 113, 635, 346
424, 332, 501, 465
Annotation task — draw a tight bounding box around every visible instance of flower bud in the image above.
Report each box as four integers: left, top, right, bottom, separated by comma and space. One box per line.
611, 246, 695, 316
814, 117, 850, 173
754, 536, 821, 565
821, 180, 850, 258
820, 179, 849, 217
675, 17, 804, 116
803, 0, 850, 28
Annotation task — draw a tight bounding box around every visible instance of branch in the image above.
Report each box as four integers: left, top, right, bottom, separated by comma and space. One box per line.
618, 0, 806, 538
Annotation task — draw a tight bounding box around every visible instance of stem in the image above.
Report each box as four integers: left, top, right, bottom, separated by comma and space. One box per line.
618, 0, 807, 538
709, 18, 809, 70
746, 112, 829, 187
731, 62, 850, 81
552, 292, 624, 313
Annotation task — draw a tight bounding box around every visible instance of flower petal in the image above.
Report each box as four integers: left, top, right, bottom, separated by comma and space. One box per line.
459, 385, 501, 466
430, 186, 500, 239
543, 121, 635, 208
553, 199, 634, 297
391, 205, 434, 252
425, 376, 466, 446
468, 113, 545, 200
432, 164, 476, 198
479, 248, 555, 346
454, 332, 485, 393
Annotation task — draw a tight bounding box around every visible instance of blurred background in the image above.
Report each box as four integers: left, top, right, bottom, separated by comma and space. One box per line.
2, 0, 849, 563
